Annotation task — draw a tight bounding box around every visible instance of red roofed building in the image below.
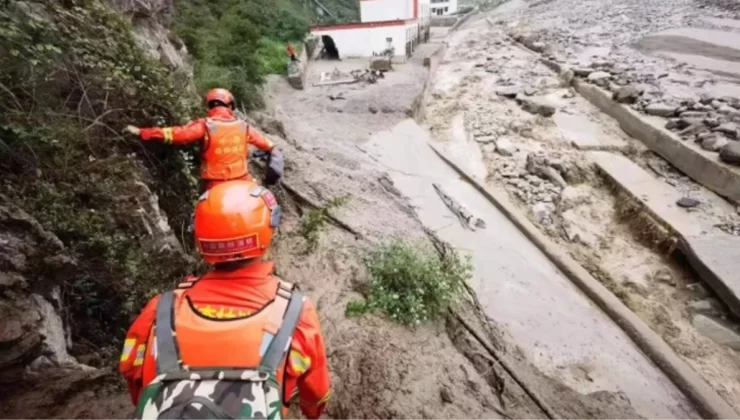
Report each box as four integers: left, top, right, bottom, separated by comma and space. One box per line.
310, 0, 431, 59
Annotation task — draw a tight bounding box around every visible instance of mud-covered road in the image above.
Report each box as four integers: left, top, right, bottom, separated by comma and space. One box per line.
261, 0, 740, 416
420, 0, 740, 416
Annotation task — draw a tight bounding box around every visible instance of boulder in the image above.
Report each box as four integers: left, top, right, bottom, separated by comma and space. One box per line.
573, 67, 593, 77
676, 197, 701, 208
692, 314, 740, 351
532, 202, 555, 225
700, 134, 728, 151
517, 95, 556, 117
495, 85, 521, 98
287, 60, 305, 90
687, 298, 725, 317
612, 85, 642, 104
645, 103, 677, 117
587, 71, 611, 82
370, 57, 392, 71
714, 122, 739, 139
720, 142, 740, 165
495, 137, 519, 156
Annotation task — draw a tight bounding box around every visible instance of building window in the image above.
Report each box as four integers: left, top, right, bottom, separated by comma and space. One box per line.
444, 6, 448, 12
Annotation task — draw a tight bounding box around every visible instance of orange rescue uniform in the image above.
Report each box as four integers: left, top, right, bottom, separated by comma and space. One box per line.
119, 262, 331, 419
138, 107, 275, 189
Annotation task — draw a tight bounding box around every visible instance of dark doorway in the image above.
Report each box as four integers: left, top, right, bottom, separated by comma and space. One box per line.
320, 35, 340, 60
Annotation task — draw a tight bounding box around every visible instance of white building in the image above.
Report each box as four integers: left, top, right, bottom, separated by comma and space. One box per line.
310, 0, 432, 59
430, 0, 457, 16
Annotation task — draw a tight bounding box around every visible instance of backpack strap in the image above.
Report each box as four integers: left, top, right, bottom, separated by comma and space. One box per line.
155, 291, 182, 374
259, 280, 305, 372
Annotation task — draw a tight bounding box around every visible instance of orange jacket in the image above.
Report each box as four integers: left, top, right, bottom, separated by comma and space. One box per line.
138, 107, 275, 181
119, 261, 331, 419
287, 43, 297, 57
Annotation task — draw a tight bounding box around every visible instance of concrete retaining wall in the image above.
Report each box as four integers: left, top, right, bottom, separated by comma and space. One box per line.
429, 144, 740, 420
449, 6, 478, 32
431, 16, 457, 26
531, 53, 740, 204
412, 42, 448, 121
573, 79, 740, 204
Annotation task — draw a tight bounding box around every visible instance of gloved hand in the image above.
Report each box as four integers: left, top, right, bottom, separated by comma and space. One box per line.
264, 148, 284, 186
123, 125, 141, 136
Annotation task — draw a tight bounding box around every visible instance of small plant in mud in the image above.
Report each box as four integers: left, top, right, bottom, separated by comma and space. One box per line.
299, 194, 349, 251
346, 240, 472, 326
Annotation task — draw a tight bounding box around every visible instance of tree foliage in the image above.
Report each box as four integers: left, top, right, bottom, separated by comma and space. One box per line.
174, 0, 312, 109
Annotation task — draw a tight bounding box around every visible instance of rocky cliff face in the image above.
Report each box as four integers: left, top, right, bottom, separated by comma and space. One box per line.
0, 201, 88, 385
0, 0, 198, 415
108, 0, 195, 89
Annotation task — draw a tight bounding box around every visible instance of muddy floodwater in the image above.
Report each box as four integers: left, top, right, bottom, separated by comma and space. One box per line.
635, 26, 740, 83
365, 119, 699, 419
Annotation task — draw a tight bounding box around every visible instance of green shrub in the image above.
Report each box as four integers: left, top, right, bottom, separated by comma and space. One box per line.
346, 240, 472, 326
259, 38, 290, 75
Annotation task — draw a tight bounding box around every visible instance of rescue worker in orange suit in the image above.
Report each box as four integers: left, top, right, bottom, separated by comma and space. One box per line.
119, 180, 330, 419
287, 43, 299, 62
124, 88, 284, 191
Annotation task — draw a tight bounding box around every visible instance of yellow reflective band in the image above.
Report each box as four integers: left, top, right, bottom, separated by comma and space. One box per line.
120, 338, 136, 362
133, 344, 146, 366
318, 391, 331, 405
289, 350, 311, 375
163, 128, 174, 144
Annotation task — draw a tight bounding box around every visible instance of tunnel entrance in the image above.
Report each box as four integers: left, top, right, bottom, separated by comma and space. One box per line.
320, 35, 340, 60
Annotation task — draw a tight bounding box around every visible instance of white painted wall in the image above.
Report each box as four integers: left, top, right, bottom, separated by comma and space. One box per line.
430, 0, 457, 15
419, 0, 432, 26
360, 0, 410, 22
311, 25, 407, 58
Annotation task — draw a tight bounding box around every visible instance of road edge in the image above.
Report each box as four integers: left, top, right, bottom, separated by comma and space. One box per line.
533, 52, 740, 204
572, 78, 740, 204
427, 142, 740, 420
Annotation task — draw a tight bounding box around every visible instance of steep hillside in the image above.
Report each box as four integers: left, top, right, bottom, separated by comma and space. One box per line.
0, 1, 202, 414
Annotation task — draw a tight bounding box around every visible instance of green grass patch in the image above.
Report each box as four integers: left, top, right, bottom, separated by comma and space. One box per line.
299, 194, 349, 252
346, 240, 472, 326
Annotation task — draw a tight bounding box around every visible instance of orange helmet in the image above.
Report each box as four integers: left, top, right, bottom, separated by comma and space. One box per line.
204, 88, 235, 109
194, 180, 281, 264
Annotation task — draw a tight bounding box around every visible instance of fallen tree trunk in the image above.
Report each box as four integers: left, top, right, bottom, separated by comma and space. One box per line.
433, 183, 486, 231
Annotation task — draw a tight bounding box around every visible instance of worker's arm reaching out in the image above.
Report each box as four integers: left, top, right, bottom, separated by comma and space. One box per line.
124, 119, 206, 146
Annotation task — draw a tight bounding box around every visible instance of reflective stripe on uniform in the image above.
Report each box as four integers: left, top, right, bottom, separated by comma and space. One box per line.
289, 349, 311, 375
163, 128, 174, 144
133, 343, 146, 366
318, 391, 331, 405
120, 338, 136, 362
